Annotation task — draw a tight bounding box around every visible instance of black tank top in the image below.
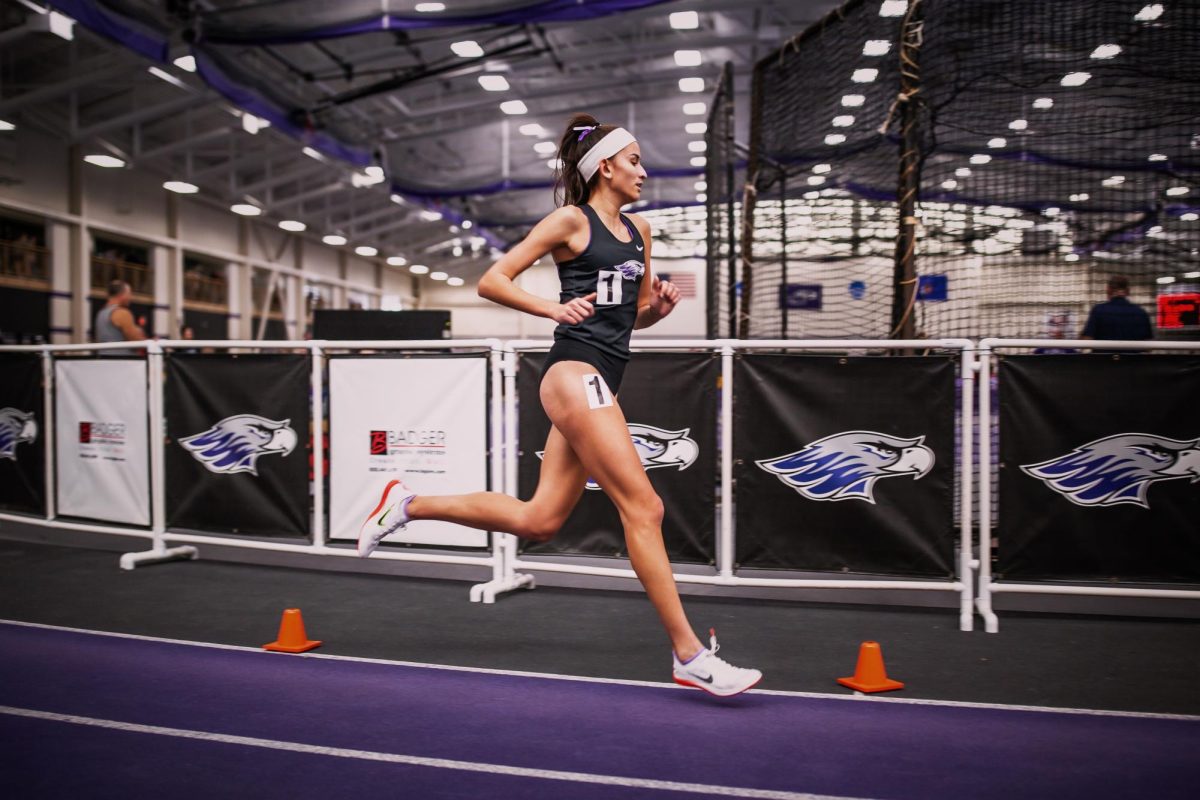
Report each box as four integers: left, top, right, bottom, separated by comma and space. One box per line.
553, 204, 645, 360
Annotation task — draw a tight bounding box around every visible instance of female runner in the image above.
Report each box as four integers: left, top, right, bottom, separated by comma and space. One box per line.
359, 113, 761, 697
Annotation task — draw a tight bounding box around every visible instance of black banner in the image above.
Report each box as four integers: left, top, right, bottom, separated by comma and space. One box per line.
734, 355, 956, 577
998, 356, 1200, 583
517, 351, 718, 564
165, 354, 311, 538
0, 353, 45, 514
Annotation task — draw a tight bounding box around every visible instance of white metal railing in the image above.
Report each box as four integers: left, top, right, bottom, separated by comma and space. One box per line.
505, 338, 977, 632
975, 338, 1200, 632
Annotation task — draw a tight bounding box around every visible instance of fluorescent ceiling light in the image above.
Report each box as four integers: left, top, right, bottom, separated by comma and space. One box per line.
148, 66, 185, 89
230, 204, 262, 216
1061, 72, 1091, 87
694, 181, 707, 191
988, 137, 1007, 148
534, 141, 557, 155
942, 180, 957, 190
409, 265, 430, 275
813, 163, 832, 174
683, 102, 707, 115
1134, 5, 1163, 23
447, 277, 465, 287
696, 193, 707, 202
804, 191, 820, 200
302, 147, 323, 160
879, 1, 908, 16
278, 220, 306, 232
461, 220, 473, 229
679, 77, 705, 93
1032, 97, 1054, 109
1102, 175, 1125, 186
48, 10, 74, 40
355, 246, 378, 256
387, 256, 407, 266
351, 171, 385, 188
1156, 276, 1176, 284
84, 154, 125, 168
162, 180, 198, 194
825, 134, 847, 145
547, 158, 563, 170
1043, 207, 1060, 216
955, 167, 971, 177
0, 119, 14, 131
1069, 193, 1089, 202
1091, 44, 1122, 59
478, 75, 510, 91
1065, 253, 1080, 262
1182, 214, 1199, 223
365, 165, 384, 179
1009, 119, 1028, 130
415, 2, 445, 11
863, 40, 891, 56
670, 11, 699, 29
322, 234, 347, 245
1148, 153, 1168, 162
674, 50, 702, 67
173, 55, 196, 72
841, 95, 865, 107
451, 41, 484, 58
851, 69, 878, 83
419, 209, 443, 221
685, 122, 707, 134
452, 245, 464, 257
500, 100, 528, 115
832, 115, 855, 127
242, 114, 269, 134
969, 154, 991, 165
390, 193, 406, 204
519, 123, 547, 137
1165, 186, 1190, 196
430, 271, 448, 281
690, 156, 707, 167
807, 176, 826, 186
688, 140, 706, 152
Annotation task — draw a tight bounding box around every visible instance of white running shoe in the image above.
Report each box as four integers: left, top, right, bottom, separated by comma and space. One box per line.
672, 629, 762, 697
358, 480, 416, 558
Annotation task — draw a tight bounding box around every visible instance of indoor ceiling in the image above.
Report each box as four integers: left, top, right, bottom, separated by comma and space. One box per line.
0, 0, 845, 279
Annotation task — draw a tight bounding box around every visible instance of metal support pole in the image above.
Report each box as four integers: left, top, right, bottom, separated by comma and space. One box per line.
310, 343, 326, 548
891, 0, 925, 341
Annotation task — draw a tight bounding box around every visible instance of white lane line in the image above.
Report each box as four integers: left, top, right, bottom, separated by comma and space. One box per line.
0, 704, 868, 800
2, 619, 1197, 722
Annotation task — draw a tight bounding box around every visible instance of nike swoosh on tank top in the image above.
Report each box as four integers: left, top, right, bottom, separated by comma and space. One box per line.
552, 204, 645, 361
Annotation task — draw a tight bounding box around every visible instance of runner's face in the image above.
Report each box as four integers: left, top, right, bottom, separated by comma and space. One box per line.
603, 144, 646, 203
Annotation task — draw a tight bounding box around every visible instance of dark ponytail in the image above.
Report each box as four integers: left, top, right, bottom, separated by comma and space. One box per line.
554, 113, 617, 207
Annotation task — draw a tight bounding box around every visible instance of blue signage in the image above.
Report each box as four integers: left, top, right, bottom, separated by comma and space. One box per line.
849, 280, 867, 300
781, 283, 823, 310
917, 274, 948, 302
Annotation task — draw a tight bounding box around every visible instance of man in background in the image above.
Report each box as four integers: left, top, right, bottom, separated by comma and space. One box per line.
1081, 275, 1153, 345
94, 280, 146, 355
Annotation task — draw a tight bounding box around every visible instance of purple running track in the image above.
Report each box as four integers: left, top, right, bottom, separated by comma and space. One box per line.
0, 621, 1196, 800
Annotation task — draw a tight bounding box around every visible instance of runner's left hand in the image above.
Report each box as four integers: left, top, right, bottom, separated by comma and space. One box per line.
649, 276, 680, 317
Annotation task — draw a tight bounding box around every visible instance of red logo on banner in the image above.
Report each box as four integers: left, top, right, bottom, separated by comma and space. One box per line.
369, 430, 388, 455
79, 422, 92, 443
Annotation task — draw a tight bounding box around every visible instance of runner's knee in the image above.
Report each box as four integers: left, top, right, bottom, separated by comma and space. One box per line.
514, 505, 568, 543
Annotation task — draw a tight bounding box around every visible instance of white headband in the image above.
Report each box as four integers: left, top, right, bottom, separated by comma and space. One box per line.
577, 127, 636, 183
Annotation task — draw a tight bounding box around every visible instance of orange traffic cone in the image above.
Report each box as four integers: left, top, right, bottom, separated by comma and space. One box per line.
263, 608, 322, 653
837, 641, 904, 693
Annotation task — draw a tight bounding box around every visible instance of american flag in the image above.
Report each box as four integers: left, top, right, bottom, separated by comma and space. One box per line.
657, 271, 697, 298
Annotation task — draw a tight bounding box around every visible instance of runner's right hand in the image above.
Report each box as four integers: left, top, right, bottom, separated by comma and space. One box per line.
550, 292, 597, 325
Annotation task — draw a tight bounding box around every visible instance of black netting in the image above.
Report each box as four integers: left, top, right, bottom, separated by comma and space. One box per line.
740, 0, 1200, 340
705, 62, 739, 339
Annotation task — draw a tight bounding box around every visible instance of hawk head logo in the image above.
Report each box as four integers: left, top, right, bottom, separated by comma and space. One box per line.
1021, 433, 1200, 509
0, 408, 37, 461
614, 259, 645, 281
179, 414, 298, 476
757, 430, 934, 503
537, 423, 698, 491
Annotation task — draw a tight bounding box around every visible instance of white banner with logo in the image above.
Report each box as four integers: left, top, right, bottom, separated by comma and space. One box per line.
55, 360, 150, 526
329, 357, 489, 548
